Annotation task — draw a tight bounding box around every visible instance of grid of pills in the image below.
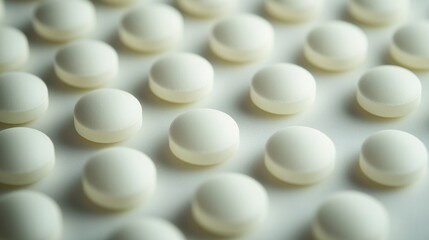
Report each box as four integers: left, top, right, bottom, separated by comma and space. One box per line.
1, 0, 429, 239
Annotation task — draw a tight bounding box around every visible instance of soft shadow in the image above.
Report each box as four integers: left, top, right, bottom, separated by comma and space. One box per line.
38, 66, 91, 94
294, 225, 314, 240
136, 80, 192, 110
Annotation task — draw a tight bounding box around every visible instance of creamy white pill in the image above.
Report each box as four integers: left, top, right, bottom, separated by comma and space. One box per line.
265, 0, 324, 22
357, 65, 421, 118
390, 22, 429, 70
178, 0, 235, 18
250, 63, 316, 115
0, 127, 54, 185
360, 130, 427, 187
119, 4, 183, 53
304, 21, 368, 71
192, 173, 268, 236
210, 14, 274, 62
169, 109, 239, 165
0, 191, 62, 240
348, 0, 409, 26
54, 40, 118, 88
83, 147, 156, 210
33, 0, 95, 42
0, 27, 29, 72
265, 126, 335, 185
0, 72, 48, 124
149, 53, 213, 103
74, 89, 142, 143
112, 218, 185, 240
313, 191, 389, 240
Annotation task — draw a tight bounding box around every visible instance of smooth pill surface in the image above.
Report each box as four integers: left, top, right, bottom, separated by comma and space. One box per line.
304, 21, 368, 71
348, 0, 409, 25
74, 89, 142, 143
169, 109, 239, 165
0, 27, 29, 72
265, 126, 335, 185
33, 0, 95, 42
265, 0, 324, 22
390, 22, 429, 70
250, 63, 316, 115
178, 0, 235, 18
112, 218, 185, 240
313, 191, 389, 240
357, 65, 421, 118
119, 4, 183, 53
0, 72, 48, 124
149, 53, 213, 103
360, 130, 427, 187
210, 14, 274, 62
55, 40, 118, 88
83, 147, 156, 210
192, 173, 268, 236
0, 191, 62, 240
0, 127, 54, 185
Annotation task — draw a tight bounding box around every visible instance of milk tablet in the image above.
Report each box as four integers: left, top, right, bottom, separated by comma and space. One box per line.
0, 27, 29, 72
360, 130, 427, 187
313, 191, 389, 240
82, 147, 156, 210
192, 173, 268, 236
149, 53, 213, 103
210, 14, 274, 62
250, 63, 316, 115
390, 22, 429, 70
74, 89, 142, 143
0, 127, 54, 185
265, 126, 335, 185
265, 0, 324, 22
119, 4, 183, 53
112, 218, 185, 240
169, 109, 239, 165
348, 0, 409, 25
33, 0, 96, 42
0, 72, 48, 124
0, 191, 62, 240
54, 40, 118, 88
304, 21, 368, 71
178, 0, 235, 18
357, 65, 421, 118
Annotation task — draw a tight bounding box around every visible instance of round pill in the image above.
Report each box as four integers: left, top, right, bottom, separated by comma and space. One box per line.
265, 126, 335, 185
348, 0, 409, 26
0, 127, 54, 185
169, 109, 239, 165
360, 130, 427, 187
192, 173, 268, 236
210, 14, 274, 62
0, 27, 29, 72
119, 4, 183, 53
33, 0, 96, 42
74, 89, 142, 143
82, 147, 157, 210
0, 72, 48, 124
0, 191, 62, 240
265, 0, 324, 22
304, 21, 368, 71
313, 191, 389, 240
178, 0, 235, 18
112, 218, 185, 240
250, 63, 316, 115
357, 65, 421, 118
390, 22, 429, 70
54, 40, 118, 88
149, 53, 214, 103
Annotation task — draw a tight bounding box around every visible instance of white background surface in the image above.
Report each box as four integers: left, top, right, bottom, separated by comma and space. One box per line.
2, 0, 429, 239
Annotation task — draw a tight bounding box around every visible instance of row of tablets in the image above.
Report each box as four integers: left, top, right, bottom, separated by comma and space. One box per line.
0, 177, 392, 239
0, 121, 426, 189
